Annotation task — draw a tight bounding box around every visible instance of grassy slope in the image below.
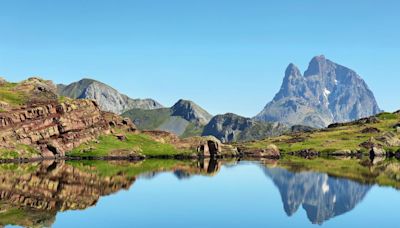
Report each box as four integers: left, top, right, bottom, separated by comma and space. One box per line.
122, 108, 205, 138
122, 108, 172, 130
242, 112, 400, 154
181, 123, 205, 138
0, 82, 27, 108
68, 133, 193, 157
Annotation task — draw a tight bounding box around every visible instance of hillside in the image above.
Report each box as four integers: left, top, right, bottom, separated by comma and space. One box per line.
57, 78, 163, 114
203, 113, 287, 143
122, 99, 212, 137
242, 111, 400, 157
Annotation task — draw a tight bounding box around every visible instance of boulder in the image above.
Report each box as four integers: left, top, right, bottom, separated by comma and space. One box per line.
197, 138, 222, 157
291, 125, 315, 133
360, 137, 380, 149
241, 144, 280, 158
115, 134, 127, 141
360, 127, 380, 134
370, 146, 386, 157
376, 132, 400, 147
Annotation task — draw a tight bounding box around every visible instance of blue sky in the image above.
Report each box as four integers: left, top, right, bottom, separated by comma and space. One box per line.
0, 0, 399, 117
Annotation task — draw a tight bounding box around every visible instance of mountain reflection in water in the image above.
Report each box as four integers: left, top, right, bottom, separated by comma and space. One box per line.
263, 167, 371, 224
0, 157, 398, 227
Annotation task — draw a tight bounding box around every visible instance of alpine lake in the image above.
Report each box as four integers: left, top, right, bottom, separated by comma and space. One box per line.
1, 155, 399, 228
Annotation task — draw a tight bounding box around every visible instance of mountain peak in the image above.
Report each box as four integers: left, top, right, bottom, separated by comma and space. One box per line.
285, 63, 302, 78
304, 55, 328, 77
171, 99, 212, 125
57, 78, 163, 114
256, 56, 381, 128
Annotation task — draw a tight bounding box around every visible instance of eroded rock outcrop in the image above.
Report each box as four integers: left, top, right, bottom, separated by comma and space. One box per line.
0, 100, 111, 157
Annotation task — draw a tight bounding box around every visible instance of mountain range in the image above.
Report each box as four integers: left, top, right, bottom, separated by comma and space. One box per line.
56, 55, 381, 141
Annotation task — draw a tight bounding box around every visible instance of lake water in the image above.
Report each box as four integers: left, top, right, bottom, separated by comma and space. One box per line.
1, 158, 399, 228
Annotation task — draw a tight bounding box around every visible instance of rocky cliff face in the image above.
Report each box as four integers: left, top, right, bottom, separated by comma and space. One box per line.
57, 78, 163, 114
171, 99, 212, 125
255, 56, 381, 128
0, 78, 136, 158
202, 113, 287, 143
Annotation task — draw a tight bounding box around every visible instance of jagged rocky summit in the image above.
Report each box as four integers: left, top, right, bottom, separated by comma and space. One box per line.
255, 55, 381, 128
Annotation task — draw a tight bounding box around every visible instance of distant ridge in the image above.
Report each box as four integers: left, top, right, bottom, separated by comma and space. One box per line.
202, 113, 287, 143
122, 99, 212, 137
57, 78, 163, 114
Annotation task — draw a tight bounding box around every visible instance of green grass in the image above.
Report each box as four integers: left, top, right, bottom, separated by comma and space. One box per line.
181, 122, 204, 138
0, 82, 26, 106
376, 112, 398, 120
68, 133, 192, 157
122, 108, 172, 130
0, 145, 41, 159
242, 112, 400, 154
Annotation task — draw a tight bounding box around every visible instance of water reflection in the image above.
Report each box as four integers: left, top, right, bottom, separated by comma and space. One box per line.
263, 167, 371, 224
0, 157, 398, 227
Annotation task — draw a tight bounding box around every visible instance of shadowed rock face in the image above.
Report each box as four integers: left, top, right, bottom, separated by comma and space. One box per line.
263, 167, 371, 224
202, 113, 287, 143
57, 78, 163, 114
171, 99, 213, 126
255, 55, 381, 128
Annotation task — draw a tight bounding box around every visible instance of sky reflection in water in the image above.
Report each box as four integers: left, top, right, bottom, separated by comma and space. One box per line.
50, 160, 400, 228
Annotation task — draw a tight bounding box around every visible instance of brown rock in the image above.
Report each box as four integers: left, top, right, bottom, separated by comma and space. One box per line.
370, 146, 386, 157
360, 137, 380, 149
376, 132, 400, 147
115, 134, 127, 141
360, 127, 380, 134
241, 144, 280, 158
197, 138, 222, 157
0, 99, 132, 158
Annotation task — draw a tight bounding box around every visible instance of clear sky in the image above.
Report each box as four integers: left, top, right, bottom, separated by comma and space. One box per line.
0, 0, 399, 117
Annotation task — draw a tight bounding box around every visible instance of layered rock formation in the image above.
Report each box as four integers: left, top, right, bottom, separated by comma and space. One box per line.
202, 113, 287, 143
0, 78, 137, 158
57, 78, 163, 114
0, 99, 137, 158
255, 55, 381, 128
